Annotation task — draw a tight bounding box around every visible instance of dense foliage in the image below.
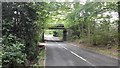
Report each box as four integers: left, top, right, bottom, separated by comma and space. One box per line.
42, 2, 118, 47
1, 1, 119, 67
2, 2, 48, 67
65, 2, 118, 47
118, 1, 120, 51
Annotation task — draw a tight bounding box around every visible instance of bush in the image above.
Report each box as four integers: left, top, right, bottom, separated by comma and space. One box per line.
2, 34, 26, 67
92, 32, 117, 46
2, 3, 42, 67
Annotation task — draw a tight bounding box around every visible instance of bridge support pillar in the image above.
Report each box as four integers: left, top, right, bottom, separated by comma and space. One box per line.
63, 29, 67, 41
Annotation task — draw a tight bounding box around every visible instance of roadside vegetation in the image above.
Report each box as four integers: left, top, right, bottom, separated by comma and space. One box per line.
42, 2, 119, 58
1, 1, 120, 67
65, 2, 119, 58
2, 2, 47, 67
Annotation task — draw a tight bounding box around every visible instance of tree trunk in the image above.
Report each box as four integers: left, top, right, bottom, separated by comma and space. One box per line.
87, 21, 91, 44
118, 2, 120, 50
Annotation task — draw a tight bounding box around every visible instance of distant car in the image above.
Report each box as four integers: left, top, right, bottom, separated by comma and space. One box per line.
53, 31, 58, 37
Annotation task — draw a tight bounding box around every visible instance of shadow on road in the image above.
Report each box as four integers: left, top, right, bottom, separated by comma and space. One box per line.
44, 40, 63, 42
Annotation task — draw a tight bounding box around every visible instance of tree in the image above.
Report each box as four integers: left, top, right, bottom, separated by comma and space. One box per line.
118, 1, 120, 50
66, 2, 118, 46
2, 2, 49, 67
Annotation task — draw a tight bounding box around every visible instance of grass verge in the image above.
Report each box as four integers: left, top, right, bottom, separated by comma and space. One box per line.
68, 40, 118, 59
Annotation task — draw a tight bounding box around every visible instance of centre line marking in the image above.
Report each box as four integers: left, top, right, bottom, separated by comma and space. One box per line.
70, 51, 95, 66
55, 42, 96, 67
56, 42, 68, 50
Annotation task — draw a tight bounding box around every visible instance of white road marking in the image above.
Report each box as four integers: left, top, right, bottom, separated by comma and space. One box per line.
48, 38, 96, 67
62, 46, 68, 50
70, 51, 95, 66
56, 42, 68, 50
70, 51, 86, 61
58, 43, 61, 45
55, 42, 95, 66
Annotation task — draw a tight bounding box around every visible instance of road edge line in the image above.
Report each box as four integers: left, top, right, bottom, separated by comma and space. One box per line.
56, 42, 96, 67
70, 51, 95, 66
66, 42, 120, 61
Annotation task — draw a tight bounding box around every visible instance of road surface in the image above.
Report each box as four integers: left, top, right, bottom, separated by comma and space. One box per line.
44, 36, 119, 68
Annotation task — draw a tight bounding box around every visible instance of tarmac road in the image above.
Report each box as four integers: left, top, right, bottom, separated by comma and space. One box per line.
44, 36, 119, 68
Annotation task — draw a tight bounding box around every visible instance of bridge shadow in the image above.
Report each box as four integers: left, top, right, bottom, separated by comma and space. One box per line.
44, 39, 64, 42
